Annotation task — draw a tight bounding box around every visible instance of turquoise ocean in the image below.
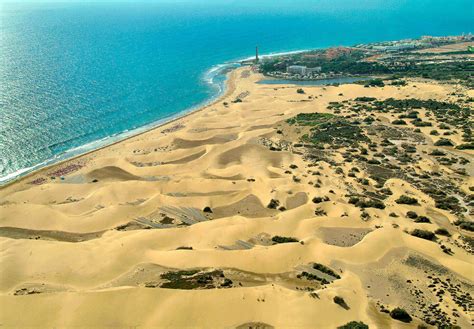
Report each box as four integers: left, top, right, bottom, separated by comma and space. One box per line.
1, 0, 473, 183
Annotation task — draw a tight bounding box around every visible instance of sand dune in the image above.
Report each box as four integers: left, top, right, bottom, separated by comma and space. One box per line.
0, 68, 472, 328
86, 166, 144, 182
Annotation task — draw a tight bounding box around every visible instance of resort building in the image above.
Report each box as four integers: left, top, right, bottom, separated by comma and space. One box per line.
286, 65, 322, 75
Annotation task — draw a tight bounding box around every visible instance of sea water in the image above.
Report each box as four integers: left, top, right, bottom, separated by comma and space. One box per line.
1, 0, 472, 183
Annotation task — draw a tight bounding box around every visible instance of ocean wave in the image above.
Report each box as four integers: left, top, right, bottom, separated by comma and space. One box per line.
0, 160, 51, 183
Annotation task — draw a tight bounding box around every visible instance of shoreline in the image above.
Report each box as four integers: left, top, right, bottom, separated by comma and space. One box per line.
0, 46, 320, 187
0, 66, 241, 189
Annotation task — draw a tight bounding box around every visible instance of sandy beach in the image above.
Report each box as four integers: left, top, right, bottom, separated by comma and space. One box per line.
1, 67, 473, 328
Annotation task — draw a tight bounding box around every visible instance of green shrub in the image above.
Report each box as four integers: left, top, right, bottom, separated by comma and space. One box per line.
267, 199, 280, 209
435, 228, 451, 236
392, 119, 407, 125
313, 263, 341, 279
429, 149, 446, 156
434, 138, 454, 147
333, 296, 348, 308
297, 271, 329, 284
355, 97, 376, 102
435, 196, 460, 211
390, 308, 412, 323
411, 229, 436, 241
348, 196, 385, 209
454, 220, 474, 232
456, 143, 474, 150
406, 211, 418, 219
414, 216, 431, 223
312, 196, 329, 204
271, 236, 299, 244
395, 195, 419, 205
365, 79, 385, 87
411, 119, 432, 127
338, 322, 369, 329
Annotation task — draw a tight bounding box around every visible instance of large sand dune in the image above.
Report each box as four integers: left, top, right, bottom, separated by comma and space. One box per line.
1, 68, 473, 328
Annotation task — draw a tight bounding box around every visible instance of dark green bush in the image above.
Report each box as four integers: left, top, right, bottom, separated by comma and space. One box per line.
297, 271, 329, 284
406, 211, 418, 219
348, 196, 385, 209
435, 228, 451, 236
411, 229, 436, 241
313, 263, 341, 279
338, 322, 369, 329
434, 138, 454, 147
392, 119, 407, 125
390, 308, 412, 323
355, 97, 376, 102
312, 196, 329, 204
454, 220, 474, 232
267, 199, 280, 209
414, 216, 431, 223
456, 143, 474, 150
271, 236, 299, 244
333, 296, 348, 308
395, 195, 419, 205
429, 149, 446, 156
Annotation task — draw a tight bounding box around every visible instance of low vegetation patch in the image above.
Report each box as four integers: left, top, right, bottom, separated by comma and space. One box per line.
348, 196, 385, 209
390, 307, 412, 323
355, 97, 377, 102
453, 220, 474, 232
312, 196, 330, 204
434, 138, 455, 147
434, 228, 451, 237
333, 296, 349, 309
414, 216, 431, 223
313, 263, 341, 279
456, 142, 474, 150
338, 322, 369, 329
159, 270, 232, 290
297, 271, 329, 284
392, 119, 407, 125
395, 195, 419, 205
271, 236, 299, 244
287, 113, 369, 147
411, 229, 436, 241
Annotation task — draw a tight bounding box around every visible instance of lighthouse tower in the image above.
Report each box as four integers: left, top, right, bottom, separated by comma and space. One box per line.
255, 46, 259, 63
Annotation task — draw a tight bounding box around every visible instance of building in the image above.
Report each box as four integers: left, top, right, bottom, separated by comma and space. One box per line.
305, 66, 322, 74
287, 65, 306, 75
372, 43, 417, 52
287, 65, 322, 75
